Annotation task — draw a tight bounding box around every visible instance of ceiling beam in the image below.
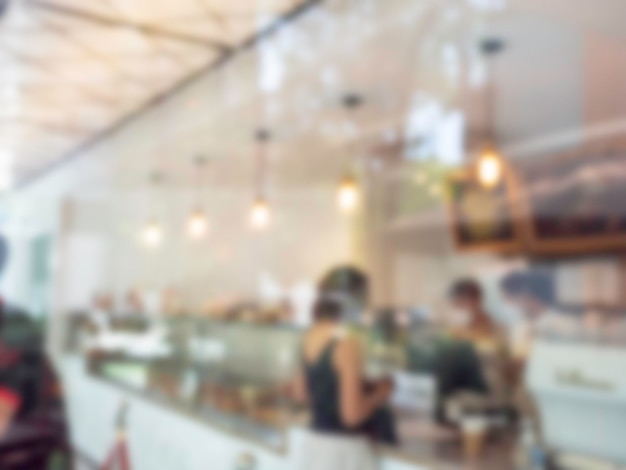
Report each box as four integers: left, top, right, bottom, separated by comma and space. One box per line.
0, 51, 195, 67
34, 17, 142, 83
26, 0, 231, 51
99, 0, 194, 70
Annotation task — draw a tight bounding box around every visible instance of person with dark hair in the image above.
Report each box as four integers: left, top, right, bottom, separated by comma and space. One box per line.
449, 278, 483, 303
0, 236, 21, 441
446, 278, 512, 423
0, 235, 70, 469
292, 293, 393, 470
448, 278, 501, 346
318, 266, 369, 322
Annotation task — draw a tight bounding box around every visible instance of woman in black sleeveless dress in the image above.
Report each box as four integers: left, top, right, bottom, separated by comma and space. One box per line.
294, 295, 393, 470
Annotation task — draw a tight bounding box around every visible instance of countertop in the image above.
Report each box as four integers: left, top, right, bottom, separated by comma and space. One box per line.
384, 412, 517, 470
85, 357, 518, 470
290, 409, 517, 470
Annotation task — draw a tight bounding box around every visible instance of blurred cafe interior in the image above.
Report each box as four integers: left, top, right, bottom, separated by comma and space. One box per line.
1, 0, 626, 469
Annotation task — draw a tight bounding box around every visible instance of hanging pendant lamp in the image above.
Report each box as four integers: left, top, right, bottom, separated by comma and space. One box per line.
250, 129, 272, 230
336, 93, 364, 214
141, 171, 164, 248
187, 156, 210, 240
476, 38, 505, 189
477, 147, 503, 189
337, 175, 360, 213
142, 219, 163, 248
250, 197, 271, 229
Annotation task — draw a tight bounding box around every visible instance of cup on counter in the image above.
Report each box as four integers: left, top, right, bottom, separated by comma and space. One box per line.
461, 415, 488, 461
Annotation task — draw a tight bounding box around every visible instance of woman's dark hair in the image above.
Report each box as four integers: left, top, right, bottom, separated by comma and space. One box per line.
313, 295, 343, 322
318, 266, 369, 304
449, 278, 483, 301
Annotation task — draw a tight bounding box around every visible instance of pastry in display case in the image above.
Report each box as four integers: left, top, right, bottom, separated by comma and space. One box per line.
88, 318, 303, 448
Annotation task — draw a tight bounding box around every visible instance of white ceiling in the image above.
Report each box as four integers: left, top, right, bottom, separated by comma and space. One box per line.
0, 0, 311, 184
117, 0, 626, 190
4, 0, 626, 192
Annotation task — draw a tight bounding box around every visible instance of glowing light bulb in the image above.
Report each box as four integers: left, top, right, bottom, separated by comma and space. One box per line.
142, 220, 162, 248
337, 177, 360, 213
187, 211, 209, 239
477, 150, 503, 189
250, 198, 271, 229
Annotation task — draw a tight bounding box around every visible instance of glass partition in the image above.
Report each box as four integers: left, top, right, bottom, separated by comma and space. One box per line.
87, 318, 303, 450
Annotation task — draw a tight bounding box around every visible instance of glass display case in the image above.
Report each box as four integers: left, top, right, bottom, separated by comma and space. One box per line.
88, 318, 303, 450
83, 311, 515, 461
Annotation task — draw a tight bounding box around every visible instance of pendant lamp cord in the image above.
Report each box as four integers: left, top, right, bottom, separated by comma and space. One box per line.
342, 93, 364, 176
481, 38, 504, 145
255, 130, 270, 199
193, 156, 206, 209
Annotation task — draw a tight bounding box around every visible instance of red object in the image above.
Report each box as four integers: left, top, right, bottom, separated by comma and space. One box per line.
100, 436, 131, 470
0, 386, 20, 411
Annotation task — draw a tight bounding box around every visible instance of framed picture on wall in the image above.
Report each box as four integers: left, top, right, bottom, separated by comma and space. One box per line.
521, 145, 626, 255
446, 167, 525, 253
